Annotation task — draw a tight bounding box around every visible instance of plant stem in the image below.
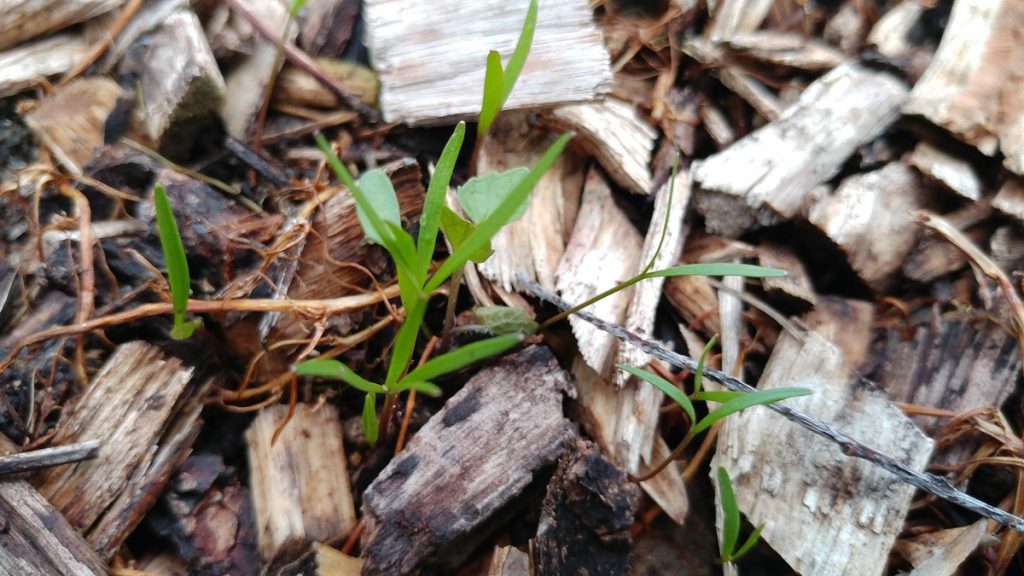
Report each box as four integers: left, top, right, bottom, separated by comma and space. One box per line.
538, 274, 645, 331
634, 431, 695, 482
440, 268, 464, 347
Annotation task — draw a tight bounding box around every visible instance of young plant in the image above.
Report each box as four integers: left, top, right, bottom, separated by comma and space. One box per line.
717, 466, 764, 564
153, 184, 201, 340
477, 0, 537, 139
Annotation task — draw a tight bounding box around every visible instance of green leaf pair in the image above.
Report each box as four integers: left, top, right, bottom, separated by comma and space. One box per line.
718, 466, 764, 563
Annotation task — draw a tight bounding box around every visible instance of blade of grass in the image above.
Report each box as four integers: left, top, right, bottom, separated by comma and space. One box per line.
389, 380, 442, 396
642, 263, 786, 280
500, 0, 537, 103
618, 364, 694, 426
693, 335, 717, 396
153, 184, 200, 340
640, 157, 678, 275
403, 334, 521, 384
426, 132, 572, 292
363, 392, 379, 446
293, 358, 387, 394
718, 466, 741, 562
477, 50, 504, 138
693, 387, 811, 434
730, 524, 765, 562
417, 122, 466, 277
385, 298, 428, 386
692, 391, 744, 403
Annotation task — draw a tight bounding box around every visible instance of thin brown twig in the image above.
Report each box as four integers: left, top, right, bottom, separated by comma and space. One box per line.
395, 336, 440, 454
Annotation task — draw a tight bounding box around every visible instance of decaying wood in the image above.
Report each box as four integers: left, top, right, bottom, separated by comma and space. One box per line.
0, 480, 107, 576
907, 142, 982, 201
722, 32, 846, 71
807, 162, 935, 292
296, 0, 358, 58
32, 341, 214, 558
361, 346, 574, 575
993, 177, 1024, 224
246, 404, 356, 564
692, 63, 908, 237
555, 167, 642, 377
273, 60, 378, 110
903, 200, 992, 283
0, 34, 89, 98
486, 545, 529, 576
0, 440, 99, 477
705, 0, 772, 41
118, 7, 225, 156
904, 0, 1024, 175
757, 241, 817, 309
803, 297, 874, 369
540, 98, 656, 194
990, 225, 1024, 273
0, 0, 123, 51
24, 77, 126, 176
531, 438, 639, 576
363, 0, 611, 125
476, 114, 581, 292
898, 520, 990, 575
713, 331, 933, 576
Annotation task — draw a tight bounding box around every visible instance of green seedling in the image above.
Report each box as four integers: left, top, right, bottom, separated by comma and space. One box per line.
717, 466, 764, 564
153, 184, 201, 340
477, 0, 537, 138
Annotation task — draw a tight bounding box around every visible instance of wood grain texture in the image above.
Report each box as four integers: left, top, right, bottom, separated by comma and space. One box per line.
907, 142, 982, 201
692, 63, 908, 237
363, 0, 611, 125
994, 177, 1024, 223
706, 0, 773, 40
0, 0, 122, 50
713, 331, 933, 576
360, 346, 575, 575
0, 34, 88, 98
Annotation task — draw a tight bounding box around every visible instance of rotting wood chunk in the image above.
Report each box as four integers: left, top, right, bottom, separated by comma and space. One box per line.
360, 346, 575, 576
531, 437, 639, 576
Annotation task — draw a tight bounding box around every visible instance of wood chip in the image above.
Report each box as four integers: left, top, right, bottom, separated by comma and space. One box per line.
0, 0, 123, 50
364, 0, 611, 125
486, 545, 529, 576
682, 38, 784, 122
723, 32, 847, 71
246, 404, 357, 564
903, 200, 992, 282
757, 242, 817, 308
803, 296, 874, 369
905, 0, 1024, 174
907, 142, 982, 201
713, 331, 933, 576
705, 0, 773, 40
867, 0, 925, 59
900, 520, 989, 575
315, 544, 363, 576
361, 346, 575, 575
693, 63, 908, 237
993, 177, 1024, 223
273, 59, 378, 109
0, 34, 88, 98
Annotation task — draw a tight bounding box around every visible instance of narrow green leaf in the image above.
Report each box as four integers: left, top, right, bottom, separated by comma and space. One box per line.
385, 298, 428, 386
405, 334, 521, 383
427, 132, 572, 292
730, 524, 765, 563
473, 306, 538, 337
693, 335, 717, 396
478, 50, 504, 138
457, 167, 530, 224
287, 0, 307, 18
154, 183, 198, 340
618, 364, 694, 426
384, 221, 425, 305
389, 380, 442, 397
440, 206, 493, 263
641, 156, 678, 275
692, 391, 744, 403
501, 0, 537, 103
718, 466, 741, 562
356, 170, 402, 247
693, 387, 811, 434
363, 393, 379, 446
417, 122, 466, 277
293, 358, 387, 394
642, 263, 786, 280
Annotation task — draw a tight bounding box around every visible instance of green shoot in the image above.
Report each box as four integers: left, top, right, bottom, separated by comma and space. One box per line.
403, 334, 521, 383
417, 122, 466, 278
500, 0, 537, 103
293, 359, 387, 394
692, 388, 810, 434
476, 0, 537, 139
153, 184, 200, 340
363, 393, 379, 445
718, 466, 764, 563
618, 364, 694, 426
692, 335, 717, 396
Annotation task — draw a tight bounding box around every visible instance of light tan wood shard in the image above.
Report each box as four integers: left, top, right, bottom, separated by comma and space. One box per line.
700, 101, 735, 148
994, 177, 1024, 223
246, 404, 356, 563
904, 200, 992, 282
758, 242, 817, 308
0, 34, 88, 98
315, 543, 363, 576
713, 331, 933, 576
540, 98, 656, 194
363, 0, 611, 125
556, 167, 642, 377
722, 32, 847, 71
485, 545, 529, 576
807, 162, 934, 292
706, 0, 773, 41
476, 114, 581, 292
682, 38, 783, 122
905, 0, 1024, 174
0, 0, 123, 50
32, 341, 213, 559
901, 520, 990, 575
273, 59, 379, 109
24, 77, 126, 176
803, 297, 874, 369
693, 63, 908, 237
907, 142, 982, 201
867, 0, 924, 59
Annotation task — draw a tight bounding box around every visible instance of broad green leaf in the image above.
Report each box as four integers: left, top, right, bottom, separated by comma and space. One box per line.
692, 391, 743, 403
501, 0, 537, 103
473, 306, 538, 336
154, 183, 198, 340
693, 335, 717, 396
457, 167, 530, 224
385, 298, 428, 386
642, 263, 785, 280
389, 380, 442, 396
618, 364, 694, 426
440, 206, 493, 263
356, 170, 402, 247
404, 334, 520, 383
293, 358, 387, 394
417, 122, 466, 277
693, 387, 811, 434
731, 524, 765, 562
427, 132, 572, 292
478, 50, 504, 138
363, 393, 379, 446
718, 466, 741, 562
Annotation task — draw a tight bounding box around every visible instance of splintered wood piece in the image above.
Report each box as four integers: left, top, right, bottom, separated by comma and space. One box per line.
32, 341, 213, 559
0, 0, 123, 50
361, 346, 574, 575
705, 0, 773, 40
364, 0, 611, 125
991, 225, 1024, 272
476, 113, 581, 292
897, 520, 989, 575
994, 177, 1024, 223
297, 0, 358, 57
663, 234, 756, 337
246, 404, 356, 564
905, 0, 1024, 174
556, 168, 643, 377
0, 441, 99, 477
907, 142, 982, 201
540, 98, 656, 195
24, 77, 126, 176
757, 242, 817, 308
0, 34, 88, 98
486, 545, 529, 576
868, 0, 924, 59
692, 63, 908, 237
572, 356, 689, 521
713, 331, 933, 576
119, 7, 225, 156
315, 543, 363, 576
531, 438, 639, 576
613, 172, 692, 387
903, 200, 992, 282
0, 480, 107, 576
682, 38, 783, 122
807, 162, 935, 292
803, 296, 874, 369
722, 32, 846, 71
273, 59, 378, 109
